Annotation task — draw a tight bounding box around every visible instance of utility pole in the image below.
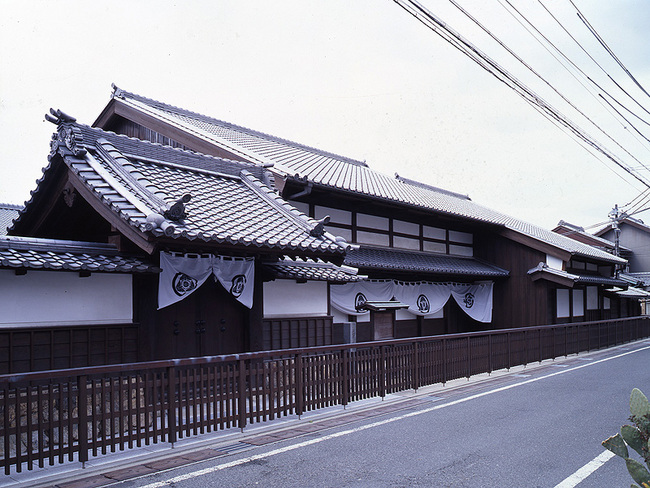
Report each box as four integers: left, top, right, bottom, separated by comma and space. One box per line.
608, 204, 623, 276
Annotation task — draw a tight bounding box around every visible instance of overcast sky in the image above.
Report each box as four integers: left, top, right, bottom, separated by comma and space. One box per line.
2, 1, 650, 230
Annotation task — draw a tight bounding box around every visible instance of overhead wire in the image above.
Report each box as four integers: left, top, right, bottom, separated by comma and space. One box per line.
569, 0, 650, 100
449, 0, 650, 175
392, 0, 650, 191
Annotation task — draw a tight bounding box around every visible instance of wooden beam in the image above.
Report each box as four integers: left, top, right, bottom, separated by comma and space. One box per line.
500, 228, 572, 263
67, 169, 156, 254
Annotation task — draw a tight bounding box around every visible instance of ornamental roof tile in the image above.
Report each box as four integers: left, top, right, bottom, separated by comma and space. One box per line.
107, 87, 624, 265
343, 246, 509, 279
0, 235, 157, 273
12, 118, 349, 257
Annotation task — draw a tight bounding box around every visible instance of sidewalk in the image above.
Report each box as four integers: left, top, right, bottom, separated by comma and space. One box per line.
4, 340, 645, 488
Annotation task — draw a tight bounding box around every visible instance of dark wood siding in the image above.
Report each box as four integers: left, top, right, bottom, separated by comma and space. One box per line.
475, 232, 550, 328
261, 316, 333, 350
0, 324, 139, 374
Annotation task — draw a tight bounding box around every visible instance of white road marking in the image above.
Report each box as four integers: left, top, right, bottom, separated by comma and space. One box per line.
130, 343, 650, 488
553, 450, 616, 488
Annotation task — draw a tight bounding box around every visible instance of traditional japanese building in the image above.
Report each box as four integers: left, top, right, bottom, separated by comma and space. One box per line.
6, 110, 355, 370
90, 85, 634, 335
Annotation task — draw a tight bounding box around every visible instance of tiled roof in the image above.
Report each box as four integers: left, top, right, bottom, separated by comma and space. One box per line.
0, 203, 22, 236
264, 258, 365, 283
526, 262, 627, 287
0, 235, 157, 273
343, 246, 510, 278
553, 220, 630, 253
107, 87, 624, 265
12, 118, 349, 257
620, 272, 650, 287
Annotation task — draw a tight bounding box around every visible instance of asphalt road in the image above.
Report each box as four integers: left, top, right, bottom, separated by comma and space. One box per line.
115, 340, 650, 488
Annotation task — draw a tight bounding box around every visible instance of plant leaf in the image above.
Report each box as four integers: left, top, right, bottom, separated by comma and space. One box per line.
626, 458, 650, 485
623, 425, 646, 457
631, 389, 650, 418
603, 433, 630, 458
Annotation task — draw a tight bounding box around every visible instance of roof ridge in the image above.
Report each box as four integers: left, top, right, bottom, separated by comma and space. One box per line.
111, 84, 369, 168
395, 173, 471, 200
0, 203, 24, 210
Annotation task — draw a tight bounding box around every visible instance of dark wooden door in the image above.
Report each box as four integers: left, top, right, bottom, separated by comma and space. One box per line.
154, 278, 246, 359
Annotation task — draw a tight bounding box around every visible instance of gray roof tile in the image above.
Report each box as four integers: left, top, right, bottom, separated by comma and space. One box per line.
344, 246, 509, 278
13, 120, 348, 257
0, 235, 157, 273
264, 258, 365, 283
110, 87, 624, 265
0, 203, 22, 236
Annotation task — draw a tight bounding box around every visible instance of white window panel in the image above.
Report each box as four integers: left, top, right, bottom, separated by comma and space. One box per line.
315, 205, 351, 225
393, 236, 420, 250
423, 225, 446, 240
423, 241, 446, 254
586, 286, 599, 310
393, 219, 419, 236
448, 230, 473, 244
357, 213, 389, 230
557, 289, 570, 318
573, 289, 584, 317
604, 296, 611, 310
356, 230, 389, 247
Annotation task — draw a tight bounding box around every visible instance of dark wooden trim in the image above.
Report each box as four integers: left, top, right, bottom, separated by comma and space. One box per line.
66, 169, 156, 254
500, 228, 572, 262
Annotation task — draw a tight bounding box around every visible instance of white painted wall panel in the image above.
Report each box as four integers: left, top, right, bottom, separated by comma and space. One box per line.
263, 279, 328, 317
0, 270, 132, 326
546, 254, 564, 270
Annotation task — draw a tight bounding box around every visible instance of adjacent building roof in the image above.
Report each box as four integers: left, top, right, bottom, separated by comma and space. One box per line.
343, 246, 510, 279
553, 220, 630, 255
100, 86, 625, 265
12, 114, 349, 258
0, 235, 157, 273
264, 257, 365, 283
527, 262, 628, 288
0, 203, 22, 236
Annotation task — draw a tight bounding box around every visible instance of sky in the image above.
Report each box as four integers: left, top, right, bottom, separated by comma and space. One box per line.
1, 1, 650, 230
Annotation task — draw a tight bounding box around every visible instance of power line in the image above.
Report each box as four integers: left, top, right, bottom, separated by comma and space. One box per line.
569, 0, 650, 100
392, 0, 650, 191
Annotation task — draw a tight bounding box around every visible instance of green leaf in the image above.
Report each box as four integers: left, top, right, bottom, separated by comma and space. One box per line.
603, 433, 630, 458
627, 458, 650, 485
631, 389, 650, 418
623, 425, 646, 457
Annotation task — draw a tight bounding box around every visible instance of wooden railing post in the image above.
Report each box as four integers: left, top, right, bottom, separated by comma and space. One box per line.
238, 359, 247, 431
466, 336, 471, 380
442, 338, 447, 385
412, 342, 419, 391
166, 366, 177, 446
296, 353, 304, 417
488, 334, 493, 375
342, 349, 350, 407
77, 375, 88, 466
380, 346, 386, 399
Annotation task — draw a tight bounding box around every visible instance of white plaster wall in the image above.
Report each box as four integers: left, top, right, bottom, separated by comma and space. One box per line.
263, 279, 328, 317
546, 254, 564, 270
0, 270, 132, 326
331, 307, 349, 324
